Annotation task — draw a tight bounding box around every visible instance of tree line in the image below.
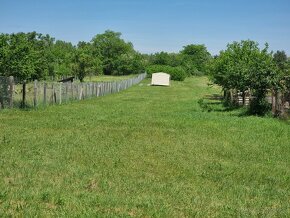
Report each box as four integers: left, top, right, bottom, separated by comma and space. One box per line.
0, 30, 146, 82
208, 40, 290, 115
0, 30, 212, 82
144, 44, 212, 81
0, 30, 289, 115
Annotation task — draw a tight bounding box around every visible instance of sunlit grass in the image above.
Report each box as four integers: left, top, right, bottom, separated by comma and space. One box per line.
0, 77, 289, 217
84, 74, 135, 82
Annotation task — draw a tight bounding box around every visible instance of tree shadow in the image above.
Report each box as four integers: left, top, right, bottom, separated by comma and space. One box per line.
198, 95, 289, 120
198, 94, 240, 113
203, 94, 223, 101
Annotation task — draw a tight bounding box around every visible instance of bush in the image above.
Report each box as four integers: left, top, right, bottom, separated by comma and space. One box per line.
248, 97, 271, 116
169, 66, 186, 81
146, 65, 169, 77
146, 65, 186, 81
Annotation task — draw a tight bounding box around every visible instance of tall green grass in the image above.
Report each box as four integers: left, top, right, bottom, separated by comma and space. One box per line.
84, 75, 135, 82
0, 77, 289, 217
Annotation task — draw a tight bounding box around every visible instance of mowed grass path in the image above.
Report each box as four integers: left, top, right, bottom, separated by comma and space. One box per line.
0, 77, 289, 217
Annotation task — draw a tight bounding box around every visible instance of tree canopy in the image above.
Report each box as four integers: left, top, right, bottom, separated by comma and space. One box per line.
91, 30, 144, 76
209, 40, 278, 115
0, 30, 289, 117
145, 45, 212, 77
180, 44, 211, 74
0, 32, 55, 80
0, 30, 145, 81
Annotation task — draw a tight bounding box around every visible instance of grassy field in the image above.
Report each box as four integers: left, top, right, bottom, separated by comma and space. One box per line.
84, 75, 135, 82
0, 77, 289, 217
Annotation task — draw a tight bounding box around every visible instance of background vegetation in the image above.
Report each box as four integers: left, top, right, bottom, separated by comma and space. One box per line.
0, 30, 213, 82
0, 30, 289, 115
0, 30, 146, 82
208, 40, 290, 115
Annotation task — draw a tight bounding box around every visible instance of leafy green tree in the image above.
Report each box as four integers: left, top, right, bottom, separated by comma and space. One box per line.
51, 40, 76, 79
31, 33, 55, 80
180, 44, 211, 75
273, 51, 290, 116
210, 40, 277, 115
91, 30, 134, 75
0, 30, 146, 80
73, 41, 102, 82
273, 50, 288, 71
115, 53, 145, 75
149, 52, 183, 68
0, 34, 10, 76
0, 32, 55, 80
150, 52, 171, 66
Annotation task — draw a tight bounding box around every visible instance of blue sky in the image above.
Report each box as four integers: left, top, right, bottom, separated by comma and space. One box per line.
1, 0, 290, 55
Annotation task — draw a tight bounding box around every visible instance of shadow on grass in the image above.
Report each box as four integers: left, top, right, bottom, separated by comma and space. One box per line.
198, 94, 241, 113
198, 95, 279, 119
203, 94, 223, 101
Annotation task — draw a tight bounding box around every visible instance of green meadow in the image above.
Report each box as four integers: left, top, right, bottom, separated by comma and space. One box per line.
0, 77, 289, 217
84, 75, 135, 82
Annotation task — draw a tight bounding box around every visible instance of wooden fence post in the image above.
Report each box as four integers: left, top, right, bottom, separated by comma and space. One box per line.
65, 82, 68, 102
51, 84, 53, 104
79, 84, 83, 100
59, 82, 62, 104
71, 82, 73, 100
97, 84, 99, 97
21, 80, 26, 108
76, 83, 79, 100
43, 82, 47, 106
33, 80, 38, 107
51, 83, 56, 104
8, 76, 14, 108
54, 84, 57, 104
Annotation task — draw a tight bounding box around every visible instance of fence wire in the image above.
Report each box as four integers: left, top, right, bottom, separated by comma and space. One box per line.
0, 76, 13, 109
0, 73, 147, 109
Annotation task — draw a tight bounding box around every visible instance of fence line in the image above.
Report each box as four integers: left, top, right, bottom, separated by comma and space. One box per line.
0, 73, 146, 109
0, 76, 13, 109
227, 89, 289, 117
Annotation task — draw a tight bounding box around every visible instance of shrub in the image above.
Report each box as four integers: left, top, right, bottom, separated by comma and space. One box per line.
169, 66, 186, 81
146, 65, 186, 81
249, 97, 271, 116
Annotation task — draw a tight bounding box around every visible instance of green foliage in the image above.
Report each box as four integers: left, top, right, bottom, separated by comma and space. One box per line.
180, 44, 212, 75
273, 50, 290, 92
149, 52, 183, 67
273, 50, 288, 71
73, 41, 103, 82
248, 97, 271, 115
146, 64, 186, 81
0, 30, 145, 81
91, 30, 144, 76
146, 64, 169, 76
169, 66, 187, 81
210, 40, 277, 115
114, 53, 145, 75
0, 31, 213, 81
51, 40, 76, 78
0, 32, 55, 80
145, 44, 212, 78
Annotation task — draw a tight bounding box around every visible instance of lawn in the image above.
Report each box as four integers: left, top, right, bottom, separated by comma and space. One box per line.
84, 75, 135, 82
0, 77, 289, 217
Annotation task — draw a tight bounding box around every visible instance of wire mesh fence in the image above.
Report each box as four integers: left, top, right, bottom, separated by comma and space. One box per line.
0, 76, 13, 109
0, 73, 146, 110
